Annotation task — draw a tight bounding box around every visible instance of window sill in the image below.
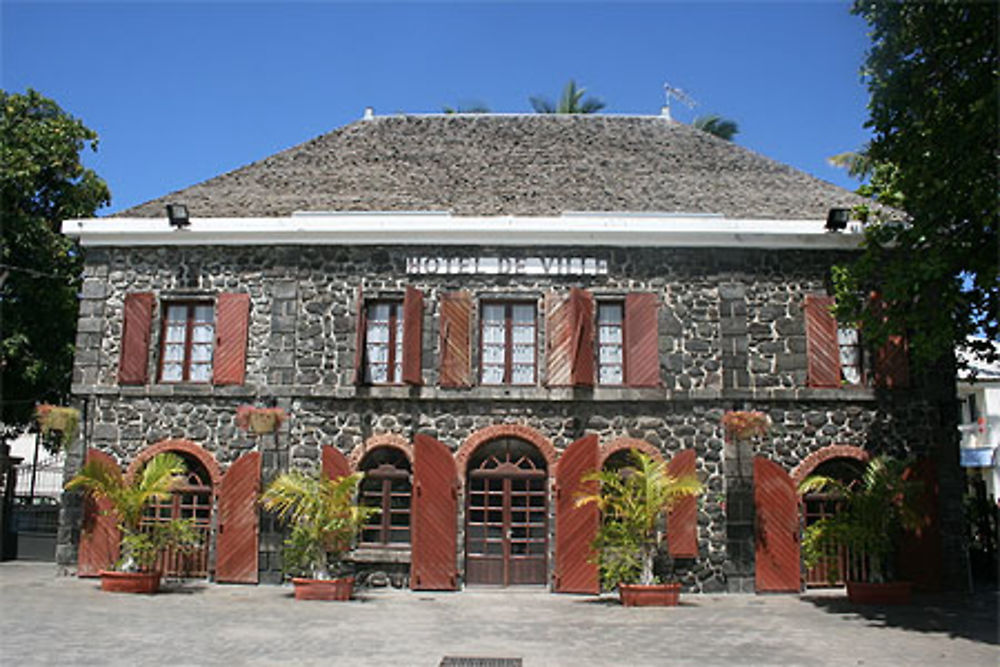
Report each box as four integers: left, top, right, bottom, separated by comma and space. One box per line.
350, 547, 411, 564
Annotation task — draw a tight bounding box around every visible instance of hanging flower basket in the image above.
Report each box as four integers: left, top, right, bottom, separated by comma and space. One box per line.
721, 410, 771, 442
236, 406, 286, 434
35, 404, 80, 449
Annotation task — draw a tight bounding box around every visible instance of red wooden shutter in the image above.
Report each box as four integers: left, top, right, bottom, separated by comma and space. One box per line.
410, 434, 458, 590
213, 293, 250, 385
570, 288, 595, 387
898, 459, 941, 591
77, 449, 121, 577
624, 292, 660, 387
874, 335, 910, 389
667, 449, 698, 558
439, 291, 472, 388
353, 285, 366, 385
402, 286, 424, 386
554, 433, 599, 593
754, 456, 801, 593
118, 292, 154, 385
216, 451, 260, 584
545, 291, 573, 387
321, 445, 352, 480
803, 295, 841, 388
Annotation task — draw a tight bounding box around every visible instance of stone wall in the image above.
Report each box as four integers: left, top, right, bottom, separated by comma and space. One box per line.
60, 243, 962, 591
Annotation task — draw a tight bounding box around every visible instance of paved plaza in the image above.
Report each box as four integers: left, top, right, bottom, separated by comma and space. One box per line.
0, 561, 996, 666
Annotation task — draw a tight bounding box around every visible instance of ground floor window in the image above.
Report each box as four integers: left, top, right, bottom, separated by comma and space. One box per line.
359, 447, 412, 546
141, 453, 212, 577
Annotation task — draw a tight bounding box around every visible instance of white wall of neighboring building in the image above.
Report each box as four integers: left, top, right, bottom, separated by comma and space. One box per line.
957, 338, 1000, 502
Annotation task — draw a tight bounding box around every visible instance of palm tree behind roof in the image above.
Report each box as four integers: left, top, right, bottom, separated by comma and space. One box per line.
530, 79, 606, 114
692, 114, 740, 141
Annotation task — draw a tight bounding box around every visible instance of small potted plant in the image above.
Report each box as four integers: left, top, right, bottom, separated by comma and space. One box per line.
260, 468, 378, 601
799, 455, 923, 605
576, 450, 703, 606
236, 405, 287, 435
36, 404, 80, 449
66, 452, 201, 594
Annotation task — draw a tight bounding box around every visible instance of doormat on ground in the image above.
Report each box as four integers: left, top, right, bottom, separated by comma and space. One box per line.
439, 658, 522, 667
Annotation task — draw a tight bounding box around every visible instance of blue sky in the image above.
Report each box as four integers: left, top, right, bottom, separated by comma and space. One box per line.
3, 1, 873, 215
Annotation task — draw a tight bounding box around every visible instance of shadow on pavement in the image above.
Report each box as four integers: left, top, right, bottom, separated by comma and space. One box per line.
801, 589, 999, 646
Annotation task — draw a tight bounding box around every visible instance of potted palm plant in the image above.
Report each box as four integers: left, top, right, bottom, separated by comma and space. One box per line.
260, 469, 377, 601
576, 450, 703, 606
66, 452, 201, 594
799, 456, 923, 605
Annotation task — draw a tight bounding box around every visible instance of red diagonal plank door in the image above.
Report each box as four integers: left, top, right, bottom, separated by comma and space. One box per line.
898, 458, 942, 591
754, 456, 801, 593
77, 449, 121, 577
667, 449, 698, 558
216, 451, 260, 584
411, 434, 458, 590
321, 445, 352, 481
554, 433, 599, 593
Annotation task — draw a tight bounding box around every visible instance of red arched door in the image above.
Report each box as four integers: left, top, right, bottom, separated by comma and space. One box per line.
466, 438, 548, 586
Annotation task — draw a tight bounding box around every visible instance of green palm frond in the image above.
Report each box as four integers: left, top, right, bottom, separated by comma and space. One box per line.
692, 114, 740, 141
530, 79, 605, 114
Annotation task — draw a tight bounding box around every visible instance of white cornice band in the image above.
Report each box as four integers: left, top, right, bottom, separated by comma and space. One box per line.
62, 213, 865, 250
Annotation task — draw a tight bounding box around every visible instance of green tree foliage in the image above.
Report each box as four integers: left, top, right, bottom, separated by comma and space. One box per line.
1, 89, 110, 426
833, 2, 998, 368
692, 114, 740, 141
442, 101, 491, 114
529, 79, 605, 114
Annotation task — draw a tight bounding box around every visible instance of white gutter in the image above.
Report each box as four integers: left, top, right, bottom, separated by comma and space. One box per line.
62, 212, 865, 249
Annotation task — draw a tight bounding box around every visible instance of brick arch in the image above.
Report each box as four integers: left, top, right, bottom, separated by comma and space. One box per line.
349, 433, 414, 468
599, 437, 665, 466
126, 439, 223, 488
791, 445, 870, 487
456, 424, 557, 478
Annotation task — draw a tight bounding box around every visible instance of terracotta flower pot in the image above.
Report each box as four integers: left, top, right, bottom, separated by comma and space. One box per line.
99, 570, 161, 594
292, 576, 355, 601
618, 582, 681, 607
846, 581, 912, 605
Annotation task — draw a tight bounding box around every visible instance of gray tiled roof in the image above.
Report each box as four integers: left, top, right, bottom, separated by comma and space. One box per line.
118, 114, 867, 219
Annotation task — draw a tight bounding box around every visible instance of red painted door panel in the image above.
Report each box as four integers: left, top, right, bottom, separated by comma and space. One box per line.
216, 451, 260, 584
898, 459, 942, 591
411, 434, 458, 590
667, 449, 698, 558
754, 456, 801, 593
554, 433, 599, 593
321, 445, 352, 481
77, 449, 121, 577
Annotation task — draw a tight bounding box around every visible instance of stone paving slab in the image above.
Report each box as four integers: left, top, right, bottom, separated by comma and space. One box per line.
0, 562, 996, 666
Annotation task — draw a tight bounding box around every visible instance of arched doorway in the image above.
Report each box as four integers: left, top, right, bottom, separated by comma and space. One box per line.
141, 451, 213, 577
358, 446, 412, 548
465, 437, 548, 586
801, 456, 866, 587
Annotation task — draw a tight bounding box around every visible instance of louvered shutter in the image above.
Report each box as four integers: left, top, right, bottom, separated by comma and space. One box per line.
402, 286, 424, 386
667, 449, 698, 558
118, 293, 154, 385
624, 292, 660, 387
874, 335, 910, 389
216, 451, 260, 583
754, 456, 801, 593
410, 434, 458, 590
77, 449, 121, 577
321, 445, 352, 480
439, 291, 472, 388
545, 291, 573, 387
213, 293, 250, 385
803, 295, 841, 388
570, 288, 595, 387
353, 285, 366, 385
554, 433, 599, 593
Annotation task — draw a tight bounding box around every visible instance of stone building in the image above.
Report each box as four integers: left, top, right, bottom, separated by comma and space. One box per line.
58, 113, 964, 592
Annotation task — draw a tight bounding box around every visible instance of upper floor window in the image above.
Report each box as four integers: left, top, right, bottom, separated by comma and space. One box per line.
597, 302, 624, 385
837, 326, 864, 385
481, 302, 536, 385
365, 301, 404, 384
160, 302, 214, 383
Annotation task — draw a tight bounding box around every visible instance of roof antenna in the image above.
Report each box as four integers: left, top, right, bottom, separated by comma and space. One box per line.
662, 82, 697, 121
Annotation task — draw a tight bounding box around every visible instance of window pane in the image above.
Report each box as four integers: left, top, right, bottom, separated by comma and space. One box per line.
189, 364, 212, 382
600, 366, 623, 385
367, 344, 389, 363
191, 344, 213, 362
511, 344, 534, 364
192, 324, 214, 343
511, 325, 535, 344
482, 304, 505, 322
367, 365, 388, 384
162, 364, 183, 382
511, 364, 535, 384
164, 344, 185, 362
482, 324, 505, 344
599, 304, 623, 325
837, 328, 859, 346
369, 303, 391, 321
512, 305, 534, 324
367, 321, 389, 343
166, 305, 187, 323
842, 366, 862, 385
482, 344, 505, 364
599, 325, 622, 344
165, 325, 187, 343
193, 305, 214, 323
600, 345, 623, 364
482, 365, 504, 385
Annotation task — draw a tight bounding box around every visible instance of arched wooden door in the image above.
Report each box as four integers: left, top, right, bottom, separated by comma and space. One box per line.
754, 456, 801, 593
466, 437, 548, 586
142, 452, 214, 577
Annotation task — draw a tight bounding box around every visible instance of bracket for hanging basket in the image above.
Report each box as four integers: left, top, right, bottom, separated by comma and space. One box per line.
236, 406, 287, 435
